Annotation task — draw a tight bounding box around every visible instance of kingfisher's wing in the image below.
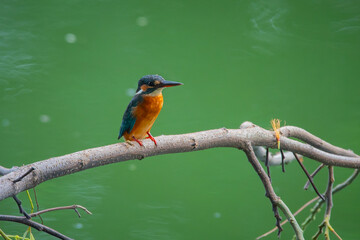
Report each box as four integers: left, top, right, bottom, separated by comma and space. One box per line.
118, 94, 143, 140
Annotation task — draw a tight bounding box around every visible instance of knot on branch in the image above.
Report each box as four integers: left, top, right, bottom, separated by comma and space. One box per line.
191, 138, 198, 149
137, 155, 145, 160
221, 127, 229, 133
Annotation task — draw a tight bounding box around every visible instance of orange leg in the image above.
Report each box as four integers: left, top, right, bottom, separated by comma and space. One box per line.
132, 136, 143, 146
146, 131, 157, 146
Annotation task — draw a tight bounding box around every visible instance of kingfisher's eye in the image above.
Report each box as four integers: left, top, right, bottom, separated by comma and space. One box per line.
148, 82, 155, 87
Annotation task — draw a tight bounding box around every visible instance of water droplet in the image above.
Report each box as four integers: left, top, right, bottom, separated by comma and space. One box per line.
136, 17, 148, 27
40, 114, 50, 123
2, 119, 10, 127
214, 212, 221, 218
74, 223, 83, 229
126, 88, 136, 96
65, 33, 77, 43
128, 164, 137, 171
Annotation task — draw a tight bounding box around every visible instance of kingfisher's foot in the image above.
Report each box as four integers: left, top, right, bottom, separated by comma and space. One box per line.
132, 136, 144, 146
146, 132, 157, 146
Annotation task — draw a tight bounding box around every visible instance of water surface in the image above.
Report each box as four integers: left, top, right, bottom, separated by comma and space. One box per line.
1, 1, 360, 239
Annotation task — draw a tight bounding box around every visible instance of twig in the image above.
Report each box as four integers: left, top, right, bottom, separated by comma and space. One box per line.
272, 204, 282, 237
74, 208, 81, 218
33, 188, 40, 211
313, 166, 340, 240
13, 167, 35, 183
30, 205, 92, 218
276, 199, 303, 239
325, 167, 334, 218
280, 149, 285, 172
13, 196, 31, 219
32, 187, 43, 224
257, 169, 359, 239
302, 169, 359, 232
1, 204, 91, 239
256, 196, 318, 240
265, 148, 271, 181
293, 153, 325, 200
243, 143, 304, 239
253, 146, 299, 166
332, 169, 359, 193
304, 164, 325, 190
0, 215, 72, 240
0, 228, 11, 240
244, 143, 282, 236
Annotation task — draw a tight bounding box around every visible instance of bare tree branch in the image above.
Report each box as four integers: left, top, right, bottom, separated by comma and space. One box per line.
243, 142, 304, 239
12, 195, 31, 219
280, 126, 357, 157
1, 123, 359, 202
293, 153, 325, 200
243, 143, 282, 235
32, 187, 44, 224
30, 205, 92, 218
1, 204, 91, 239
304, 164, 325, 190
280, 149, 285, 172
257, 169, 359, 239
256, 196, 318, 240
265, 148, 271, 181
0, 215, 72, 240
302, 169, 359, 232
313, 166, 337, 240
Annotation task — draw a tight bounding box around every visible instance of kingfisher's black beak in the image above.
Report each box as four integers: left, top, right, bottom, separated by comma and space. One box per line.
160, 80, 183, 88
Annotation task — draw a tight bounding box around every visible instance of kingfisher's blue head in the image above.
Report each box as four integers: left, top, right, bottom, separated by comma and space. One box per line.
136, 75, 183, 95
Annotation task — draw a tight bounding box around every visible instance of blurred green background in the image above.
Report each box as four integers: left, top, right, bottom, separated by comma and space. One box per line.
1, 0, 360, 239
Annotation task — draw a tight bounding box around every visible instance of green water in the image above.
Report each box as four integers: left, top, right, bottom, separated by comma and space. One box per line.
1, 0, 360, 239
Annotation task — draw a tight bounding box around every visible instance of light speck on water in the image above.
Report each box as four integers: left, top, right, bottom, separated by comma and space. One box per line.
2, 119, 10, 127
40, 114, 51, 123
74, 223, 83, 229
65, 33, 77, 43
136, 17, 148, 27
214, 212, 221, 218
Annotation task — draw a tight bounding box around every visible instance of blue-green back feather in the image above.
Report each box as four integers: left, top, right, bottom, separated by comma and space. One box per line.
118, 93, 143, 139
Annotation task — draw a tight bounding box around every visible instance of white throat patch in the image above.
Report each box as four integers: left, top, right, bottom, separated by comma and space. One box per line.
146, 88, 164, 96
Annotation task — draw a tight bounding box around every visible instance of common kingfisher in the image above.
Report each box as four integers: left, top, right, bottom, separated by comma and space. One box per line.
118, 75, 183, 146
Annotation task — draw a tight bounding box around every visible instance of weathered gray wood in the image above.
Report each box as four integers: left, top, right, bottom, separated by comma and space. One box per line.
0, 123, 359, 201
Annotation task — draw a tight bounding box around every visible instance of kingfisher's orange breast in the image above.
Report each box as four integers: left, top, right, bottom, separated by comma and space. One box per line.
123, 94, 164, 140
